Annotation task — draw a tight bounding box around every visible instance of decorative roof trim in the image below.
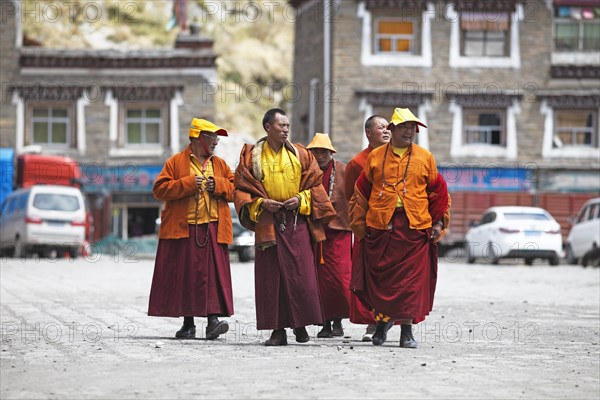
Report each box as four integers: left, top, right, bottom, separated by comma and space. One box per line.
455, 0, 520, 12
540, 94, 600, 108
355, 89, 433, 106
104, 85, 184, 102
445, 92, 523, 108
551, 65, 600, 79
8, 84, 87, 101
364, 0, 428, 10
20, 53, 216, 69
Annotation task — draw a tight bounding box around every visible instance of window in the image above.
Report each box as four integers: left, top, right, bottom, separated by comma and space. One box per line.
460, 12, 510, 57
463, 109, 505, 146
554, 7, 600, 52
359, 2, 433, 67
553, 110, 597, 148
31, 107, 70, 145
32, 193, 80, 212
448, 4, 522, 68
125, 108, 162, 146
374, 18, 416, 54
479, 212, 496, 225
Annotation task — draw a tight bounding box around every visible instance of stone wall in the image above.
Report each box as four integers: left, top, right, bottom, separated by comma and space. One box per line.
291, 0, 325, 144
0, 0, 19, 149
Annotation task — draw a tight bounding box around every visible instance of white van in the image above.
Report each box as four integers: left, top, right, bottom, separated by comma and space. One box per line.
566, 197, 600, 267
0, 185, 86, 258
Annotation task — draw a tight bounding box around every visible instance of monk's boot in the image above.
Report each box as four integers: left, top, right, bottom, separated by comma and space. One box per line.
317, 321, 333, 338
362, 324, 376, 342
331, 318, 344, 337
372, 320, 394, 346
265, 329, 288, 346
400, 324, 418, 348
175, 317, 196, 339
293, 327, 310, 343
205, 315, 229, 340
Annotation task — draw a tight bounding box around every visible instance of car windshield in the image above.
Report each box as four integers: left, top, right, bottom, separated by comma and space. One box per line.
33, 193, 80, 211
503, 212, 549, 221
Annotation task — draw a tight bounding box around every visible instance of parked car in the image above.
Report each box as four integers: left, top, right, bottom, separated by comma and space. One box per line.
0, 185, 86, 258
229, 204, 255, 262
565, 197, 600, 267
465, 206, 562, 265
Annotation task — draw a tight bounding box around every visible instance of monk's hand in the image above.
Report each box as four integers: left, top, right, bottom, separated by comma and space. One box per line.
195, 176, 205, 190
262, 199, 283, 213
205, 177, 215, 193
283, 195, 300, 210
431, 223, 443, 241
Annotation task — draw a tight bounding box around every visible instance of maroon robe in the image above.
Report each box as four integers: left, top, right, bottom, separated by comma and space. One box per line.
313, 160, 352, 320
255, 210, 323, 330
354, 209, 437, 323
148, 223, 234, 317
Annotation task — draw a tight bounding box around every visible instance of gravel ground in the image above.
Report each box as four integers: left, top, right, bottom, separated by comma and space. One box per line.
1, 254, 598, 399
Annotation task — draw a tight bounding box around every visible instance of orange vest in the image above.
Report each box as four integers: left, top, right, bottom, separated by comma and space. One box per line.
364, 144, 438, 230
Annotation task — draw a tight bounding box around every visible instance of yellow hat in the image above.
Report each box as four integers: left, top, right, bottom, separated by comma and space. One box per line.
306, 133, 336, 153
388, 108, 427, 132
188, 118, 228, 138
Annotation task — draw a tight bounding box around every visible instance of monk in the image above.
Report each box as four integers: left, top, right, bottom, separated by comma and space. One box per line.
234, 108, 336, 346
344, 115, 391, 342
349, 108, 451, 348
307, 133, 352, 338
148, 118, 234, 341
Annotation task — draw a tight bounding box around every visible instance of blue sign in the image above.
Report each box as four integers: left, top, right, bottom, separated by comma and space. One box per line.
0, 148, 15, 205
439, 167, 534, 192
80, 163, 163, 193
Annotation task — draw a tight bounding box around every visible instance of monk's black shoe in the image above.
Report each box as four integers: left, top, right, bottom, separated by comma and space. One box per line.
265, 329, 287, 346
293, 327, 310, 343
372, 321, 394, 346
400, 324, 418, 348
175, 324, 196, 339
205, 320, 229, 340
332, 319, 344, 337
317, 321, 333, 338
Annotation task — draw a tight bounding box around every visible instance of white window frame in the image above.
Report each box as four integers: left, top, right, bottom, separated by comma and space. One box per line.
448, 4, 523, 68
31, 107, 71, 146
463, 109, 506, 146
540, 102, 600, 159
373, 17, 417, 54
124, 107, 163, 147
554, 18, 600, 52
449, 100, 519, 159
107, 90, 181, 158
358, 1, 433, 67
551, 7, 600, 65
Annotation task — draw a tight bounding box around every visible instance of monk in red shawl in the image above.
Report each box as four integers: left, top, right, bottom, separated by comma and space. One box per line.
234, 109, 336, 346
344, 115, 391, 342
307, 133, 352, 338
349, 108, 451, 348
148, 118, 234, 341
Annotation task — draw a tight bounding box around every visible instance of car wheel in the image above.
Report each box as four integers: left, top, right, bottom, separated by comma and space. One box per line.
13, 237, 25, 259
465, 244, 475, 264
69, 246, 80, 259
565, 243, 578, 265
486, 242, 500, 265
238, 246, 254, 262
548, 255, 559, 266
524, 258, 534, 266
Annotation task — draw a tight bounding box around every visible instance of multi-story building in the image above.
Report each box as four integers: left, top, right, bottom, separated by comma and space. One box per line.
0, 0, 217, 241
291, 0, 600, 246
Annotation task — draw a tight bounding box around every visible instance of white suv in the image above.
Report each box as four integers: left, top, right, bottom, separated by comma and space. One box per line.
566, 198, 600, 267
0, 185, 86, 258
